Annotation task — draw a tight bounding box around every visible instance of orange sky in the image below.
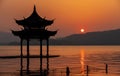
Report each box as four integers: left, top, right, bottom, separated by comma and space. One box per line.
0, 0, 120, 37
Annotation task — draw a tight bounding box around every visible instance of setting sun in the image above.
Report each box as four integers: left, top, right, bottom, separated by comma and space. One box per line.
80, 29, 85, 33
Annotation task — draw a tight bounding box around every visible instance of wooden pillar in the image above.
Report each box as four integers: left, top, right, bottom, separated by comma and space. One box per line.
105, 64, 108, 74
20, 38, 23, 68
46, 38, 49, 72
20, 38, 23, 76
27, 38, 30, 74
40, 39, 43, 74
86, 65, 89, 76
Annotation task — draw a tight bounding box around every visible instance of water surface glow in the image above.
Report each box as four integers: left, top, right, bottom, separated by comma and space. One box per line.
0, 46, 120, 76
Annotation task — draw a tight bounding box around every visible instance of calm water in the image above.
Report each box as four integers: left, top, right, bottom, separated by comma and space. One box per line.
0, 46, 120, 76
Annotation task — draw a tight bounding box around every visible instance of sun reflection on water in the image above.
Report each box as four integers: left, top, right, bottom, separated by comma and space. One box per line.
80, 49, 85, 75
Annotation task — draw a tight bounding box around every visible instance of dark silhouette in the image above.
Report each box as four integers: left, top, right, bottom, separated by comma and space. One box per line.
86, 65, 89, 76
43, 69, 47, 76
11, 5, 57, 75
66, 67, 70, 76
105, 64, 108, 74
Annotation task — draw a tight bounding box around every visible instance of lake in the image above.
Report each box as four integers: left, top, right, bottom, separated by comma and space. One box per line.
0, 46, 120, 76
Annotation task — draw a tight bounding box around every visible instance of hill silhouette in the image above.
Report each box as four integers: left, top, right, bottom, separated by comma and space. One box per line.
2, 29, 120, 45
0, 32, 19, 45
49, 29, 120, 45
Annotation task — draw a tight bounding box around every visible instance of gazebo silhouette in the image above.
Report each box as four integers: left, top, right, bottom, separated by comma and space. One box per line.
12, 5, 57, 75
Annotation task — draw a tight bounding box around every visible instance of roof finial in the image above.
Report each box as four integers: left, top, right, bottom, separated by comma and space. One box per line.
34, 5, 36, 11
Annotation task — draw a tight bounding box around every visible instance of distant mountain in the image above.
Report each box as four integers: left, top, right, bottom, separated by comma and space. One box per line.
49, 29, 120, 45
0, 32, 19, 45
2, 29, 120, 45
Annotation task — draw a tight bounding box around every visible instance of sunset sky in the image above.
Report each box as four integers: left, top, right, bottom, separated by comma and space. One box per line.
0, 0, 120, 37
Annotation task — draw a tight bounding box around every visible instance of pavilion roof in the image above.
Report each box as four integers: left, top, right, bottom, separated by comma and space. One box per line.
15, 6, 54, 28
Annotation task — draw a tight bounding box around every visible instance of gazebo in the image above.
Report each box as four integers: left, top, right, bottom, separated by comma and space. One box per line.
12, 6, 57, 75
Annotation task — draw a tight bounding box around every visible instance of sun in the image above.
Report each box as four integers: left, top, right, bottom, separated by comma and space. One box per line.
80, 29, 85, 33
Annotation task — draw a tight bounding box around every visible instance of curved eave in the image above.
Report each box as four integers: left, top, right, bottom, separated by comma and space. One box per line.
16, 20, 23, 25
12, 30, 22, 37
47, 30, 57, 36
15, 19, 27, 26
44, 19, 54, 26
11, 30, 57, 39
